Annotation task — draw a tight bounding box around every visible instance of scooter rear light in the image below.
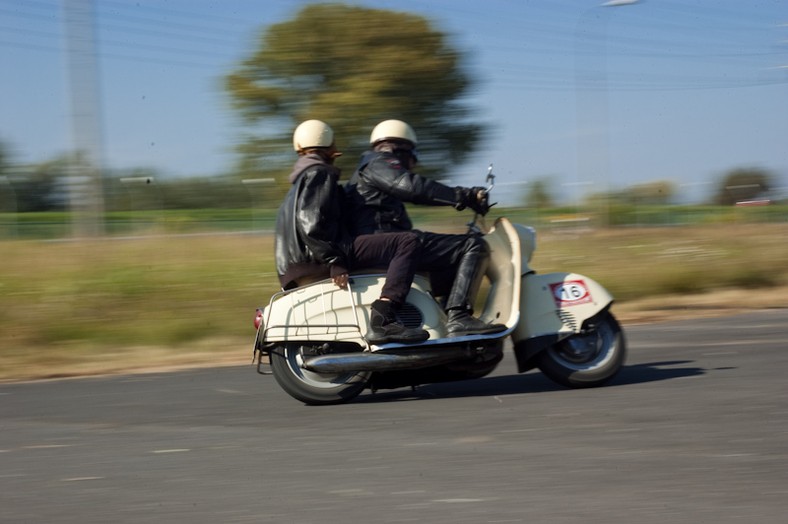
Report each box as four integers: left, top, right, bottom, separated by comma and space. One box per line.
253, 308, 264, 330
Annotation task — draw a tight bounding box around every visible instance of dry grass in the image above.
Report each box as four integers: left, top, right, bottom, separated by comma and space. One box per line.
532, 223, 788, 300
1, 222, 786, 381
1, 234, 274, 380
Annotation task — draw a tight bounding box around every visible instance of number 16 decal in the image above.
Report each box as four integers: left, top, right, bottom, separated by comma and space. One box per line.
549, 280, 592, 307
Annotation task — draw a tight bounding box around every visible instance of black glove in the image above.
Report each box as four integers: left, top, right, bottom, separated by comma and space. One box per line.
454, 186, 490, 215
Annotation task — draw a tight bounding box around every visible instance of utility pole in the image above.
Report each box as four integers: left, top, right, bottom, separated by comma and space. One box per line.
63, 0, 105, 237
574, 1, 639, 227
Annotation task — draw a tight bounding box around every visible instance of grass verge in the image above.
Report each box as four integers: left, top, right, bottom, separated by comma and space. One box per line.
1, 222, 786, 381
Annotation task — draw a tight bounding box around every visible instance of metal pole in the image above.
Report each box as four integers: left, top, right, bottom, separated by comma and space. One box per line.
63, 0, 105, 237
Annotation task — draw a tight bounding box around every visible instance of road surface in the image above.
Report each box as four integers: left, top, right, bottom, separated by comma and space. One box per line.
1, 310, 786, 523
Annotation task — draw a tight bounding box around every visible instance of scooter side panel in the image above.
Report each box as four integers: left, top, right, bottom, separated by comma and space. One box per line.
262, 279, 369, 343
261, 274, 442, 344
513, 272, 614, 341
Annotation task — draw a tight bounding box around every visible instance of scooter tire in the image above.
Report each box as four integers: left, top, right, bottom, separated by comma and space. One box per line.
537, 311, 626, 388
269, 344, 369, 405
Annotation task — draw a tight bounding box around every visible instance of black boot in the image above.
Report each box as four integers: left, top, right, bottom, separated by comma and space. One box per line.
367, 300, 430, 345
446, 308, 507, 337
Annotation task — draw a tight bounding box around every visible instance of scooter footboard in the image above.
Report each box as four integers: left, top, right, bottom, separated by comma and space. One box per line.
513, 272, 614, 342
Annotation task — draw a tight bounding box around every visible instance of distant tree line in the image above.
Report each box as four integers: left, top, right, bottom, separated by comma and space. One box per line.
0, 154, 283, 212
522, 167, 778, 208
0, 147, 780, 213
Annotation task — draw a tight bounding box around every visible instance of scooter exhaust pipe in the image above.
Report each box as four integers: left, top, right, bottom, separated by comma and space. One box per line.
302, 347, 473, 373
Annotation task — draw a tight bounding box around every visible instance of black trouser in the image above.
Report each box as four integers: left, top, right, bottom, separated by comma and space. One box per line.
414, 231, 489, 312
350, 232, 421, 306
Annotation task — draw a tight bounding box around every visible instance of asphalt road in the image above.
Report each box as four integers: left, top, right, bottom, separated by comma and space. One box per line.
1, 310, 786, 523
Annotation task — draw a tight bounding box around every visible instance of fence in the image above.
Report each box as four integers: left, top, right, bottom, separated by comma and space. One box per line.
1, 204, 786, 240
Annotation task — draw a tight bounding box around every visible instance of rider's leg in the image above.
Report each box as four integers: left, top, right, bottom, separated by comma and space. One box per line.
420, 233, 506, 337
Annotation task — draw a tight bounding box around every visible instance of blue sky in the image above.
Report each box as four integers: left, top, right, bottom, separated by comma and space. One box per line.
2, 0, 786, 204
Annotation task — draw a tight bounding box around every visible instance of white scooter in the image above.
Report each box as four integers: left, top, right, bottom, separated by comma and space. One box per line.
252, 166, 626, 405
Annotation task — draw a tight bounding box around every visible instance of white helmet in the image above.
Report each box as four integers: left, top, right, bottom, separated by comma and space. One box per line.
293, 120, 334, 152
370, 119, 418, 146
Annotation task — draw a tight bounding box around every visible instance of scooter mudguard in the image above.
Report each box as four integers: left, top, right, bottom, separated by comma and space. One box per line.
511, 272, 614, 369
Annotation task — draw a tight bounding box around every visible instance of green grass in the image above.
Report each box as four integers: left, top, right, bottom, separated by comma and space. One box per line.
1, 219, 787, 380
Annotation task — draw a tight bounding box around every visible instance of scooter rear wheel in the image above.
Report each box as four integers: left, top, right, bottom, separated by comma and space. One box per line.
269, 344, 370, 405
537, 311, 626, 388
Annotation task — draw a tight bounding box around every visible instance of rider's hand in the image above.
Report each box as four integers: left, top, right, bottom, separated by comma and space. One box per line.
470, 188, 492, 215
455, 186, 491, 215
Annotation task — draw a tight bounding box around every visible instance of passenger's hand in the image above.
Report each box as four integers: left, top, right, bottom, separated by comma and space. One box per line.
332, 272, 349, 289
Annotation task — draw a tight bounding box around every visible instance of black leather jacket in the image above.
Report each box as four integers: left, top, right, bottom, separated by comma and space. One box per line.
345, 150, 462, 235
274, 154, 353, 289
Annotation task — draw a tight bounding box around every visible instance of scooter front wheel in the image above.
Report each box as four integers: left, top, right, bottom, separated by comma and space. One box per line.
537, 311, 626, 388
269, 344, 370, 405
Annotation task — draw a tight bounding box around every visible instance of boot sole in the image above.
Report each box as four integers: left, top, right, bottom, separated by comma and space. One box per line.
447, 325, 507, 338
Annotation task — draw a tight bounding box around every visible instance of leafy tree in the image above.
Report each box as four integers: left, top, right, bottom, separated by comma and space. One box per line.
713, 167, 773, 205
224, 3, 485, 181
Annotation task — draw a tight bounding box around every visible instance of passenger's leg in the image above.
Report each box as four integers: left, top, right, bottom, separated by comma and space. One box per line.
352, 232, 429, 344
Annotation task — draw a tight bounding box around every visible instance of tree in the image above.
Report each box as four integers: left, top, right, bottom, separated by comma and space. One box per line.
0, 141, 8, 175
224, 4, 485, 180
524, 177, 555, 208
0, 142, 14, 216
621, 180, 676, 205
713, 167, 774, 205
9, 157, 70, 212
